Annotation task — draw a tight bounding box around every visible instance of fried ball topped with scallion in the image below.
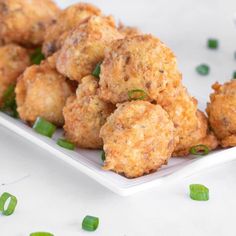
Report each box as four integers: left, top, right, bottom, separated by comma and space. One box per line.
56, 15, 123, 83
43, 3, 101, 57
100, 100, 176, 178
206, 80, 236, 147
0, 0, 59, 47
15, 58, 74, 126
63, 75, 115, 149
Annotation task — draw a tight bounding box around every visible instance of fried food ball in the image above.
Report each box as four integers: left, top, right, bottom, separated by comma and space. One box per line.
0, 0, 59, 47
99, 34, 181, 104
118, 23, 141, 37
206, 81, 236, 147
160, 84, 218, 156
56, 16, 123, 83
43, 3, 101, 57
63, 75, 115, 149
15, 58, 74, 126
0, 44, 30, 106
100, 101, 176, 178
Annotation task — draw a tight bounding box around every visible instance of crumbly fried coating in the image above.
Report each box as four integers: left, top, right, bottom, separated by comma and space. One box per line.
0, 0, 59, 47
206, 81, 236, 147
118, 23, 141, 37
0, 44, 30, 106
63, 75, 115, 149
56, 16, 123, 83
100, 101, 176, 178
99, 34, 181, 104
43, 3, 101, 57
15, 58, 74, 126
160, 84, 218, 156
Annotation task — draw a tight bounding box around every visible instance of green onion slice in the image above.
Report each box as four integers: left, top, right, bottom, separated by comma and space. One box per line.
101, 150, 106, 161
189, 184, 209, 201
233, 71, 236, 79
189, 144, 209, 156
207, 38, 218, 49
1, 85, 18, 118
30, 48, 45, 65
30, 233, 54, 236
33, 117, 56, 138
196, 64, 210, 76
82, 215, 99, 231
0, 192, 17, 216
92, 62, 102, 78
57, 138, 75, 150
128, 89, 147, 100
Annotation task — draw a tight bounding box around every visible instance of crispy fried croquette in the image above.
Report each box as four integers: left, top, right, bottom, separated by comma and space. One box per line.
206, 81, 236, 147
0, 44, 30, 106
56, 16, 123, 83
15, 58, 74, 126
63, 75, 115, 149
0, 0, 59, 47
100, 101, 176, 178
99, 34, 181, 104
43, 3, 101, 57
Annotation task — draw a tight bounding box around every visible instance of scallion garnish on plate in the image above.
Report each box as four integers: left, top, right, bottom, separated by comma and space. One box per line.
0, 192, 17, 216
189, 184, 209, 201
82, 215, 99, 232
128, 89, 147, 100
30, 48, 45, 65
30, 232, 54, 236
196, 64, 210, 76
232, 71, 236, 79
33, 117, 56, 138
189, 144, 209, 156
57, 138, 75, 150
207, 38, 218, 49
92, 62, 102, 78
101, 150, 106, 161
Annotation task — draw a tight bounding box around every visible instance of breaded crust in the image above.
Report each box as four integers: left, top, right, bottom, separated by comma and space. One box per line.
0, 0, 59, 47
15, 58, 74, 126
206, 81, 236, 147
43, 3, 101, 57
100, 101, 176, 178
63, 75, 115, 149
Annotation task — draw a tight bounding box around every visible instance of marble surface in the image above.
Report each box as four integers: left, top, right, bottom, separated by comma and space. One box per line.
1, 0, 236, 235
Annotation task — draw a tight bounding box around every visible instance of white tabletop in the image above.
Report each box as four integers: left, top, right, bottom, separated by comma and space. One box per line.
1, 0, 236, 235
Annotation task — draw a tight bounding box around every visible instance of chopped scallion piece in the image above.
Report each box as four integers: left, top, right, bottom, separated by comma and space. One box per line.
33, 117, 56, 138
57, 138, 75, 150
196, 64, 210, 76
0, 192, 17, 216
101, 150, 106, 161
30, 48, 45, 65
128, 89, 147, 100
207, 38, 218, 49
190, 144, 209, 156
92, 62, 102, 78
82, 215, 99, 231
189, 184, 209, 201
30, 233, 54, 236
232, 71, 236, 79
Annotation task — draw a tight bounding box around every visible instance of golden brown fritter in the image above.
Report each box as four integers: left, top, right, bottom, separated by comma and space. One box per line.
118, 23, 141, 37
63, 75, 114, 149
160, 84, 218, 156
206, 81, 236, 147
15, 58, 74, 126
100, 101, 176, 178
99, 34, 181, 104
56, 16, 123, 83
43, 3, 101, 57
0, 0, 59, 47
0, 44, 30, 106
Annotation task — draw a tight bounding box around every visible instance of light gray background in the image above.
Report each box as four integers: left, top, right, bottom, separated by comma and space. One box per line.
1, 0, 236, 235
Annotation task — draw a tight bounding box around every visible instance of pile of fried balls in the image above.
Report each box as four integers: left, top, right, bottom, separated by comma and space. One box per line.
0, 0, 235, 178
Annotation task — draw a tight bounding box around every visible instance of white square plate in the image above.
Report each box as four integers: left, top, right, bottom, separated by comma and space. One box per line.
1, 109, 236, 196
